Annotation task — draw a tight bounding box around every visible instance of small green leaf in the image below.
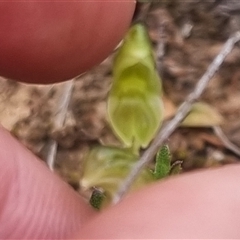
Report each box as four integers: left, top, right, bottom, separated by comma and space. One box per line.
108, 23, 164, 152
153, 145, 171, 179
89, 189, 106, 210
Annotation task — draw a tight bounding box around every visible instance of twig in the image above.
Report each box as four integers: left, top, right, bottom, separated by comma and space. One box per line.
46, 139, 58, 172
112, 31, 240, 204
46, 79, 74, 171
156, 22, 167, 64
213, 126, 240, 157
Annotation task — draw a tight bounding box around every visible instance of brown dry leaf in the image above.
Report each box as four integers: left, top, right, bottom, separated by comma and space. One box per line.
163, 95, 176, 120
0, 81, 31, 130
0, 79, 55, 131
181, 102, 224, 127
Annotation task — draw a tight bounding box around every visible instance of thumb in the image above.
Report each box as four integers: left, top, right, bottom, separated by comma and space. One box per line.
77, 164, 240, 239
0, 126, 95, 239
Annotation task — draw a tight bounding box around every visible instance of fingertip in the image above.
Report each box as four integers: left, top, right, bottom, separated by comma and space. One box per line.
0, 1, 136, 83
0, 126, 95, 239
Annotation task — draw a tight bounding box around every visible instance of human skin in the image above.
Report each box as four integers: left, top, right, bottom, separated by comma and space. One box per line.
1, 125, 240, 239
0, 1, 135, 238
0, 1, 135, 83
78, 164, 240, 239
1, 1, 240, 239
0, 127, 96, 239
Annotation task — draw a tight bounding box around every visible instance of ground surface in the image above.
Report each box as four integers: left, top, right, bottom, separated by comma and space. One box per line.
1, 1, 240, 195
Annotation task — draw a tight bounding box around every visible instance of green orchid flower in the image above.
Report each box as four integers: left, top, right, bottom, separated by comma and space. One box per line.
108, 23, 163, 152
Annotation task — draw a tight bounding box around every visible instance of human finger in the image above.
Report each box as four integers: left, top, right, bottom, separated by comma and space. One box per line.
78, 164, 240, 239
0, 1, 135, 83
0, 126, 96, 239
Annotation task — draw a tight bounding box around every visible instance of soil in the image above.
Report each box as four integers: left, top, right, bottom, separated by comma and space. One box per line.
1, 1, 240, 195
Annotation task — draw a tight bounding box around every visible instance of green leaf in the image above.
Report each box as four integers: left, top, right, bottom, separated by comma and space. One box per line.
181, 102, 223, 127
80, 146, 154, 201
153, 145, 171, 179
89, 189, 106, 210
108, 23, 164, 152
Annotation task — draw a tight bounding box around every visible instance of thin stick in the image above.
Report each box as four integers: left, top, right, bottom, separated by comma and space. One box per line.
46, 79, 74, 171
112, 31, 240, 204
213, 126, 240, 157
